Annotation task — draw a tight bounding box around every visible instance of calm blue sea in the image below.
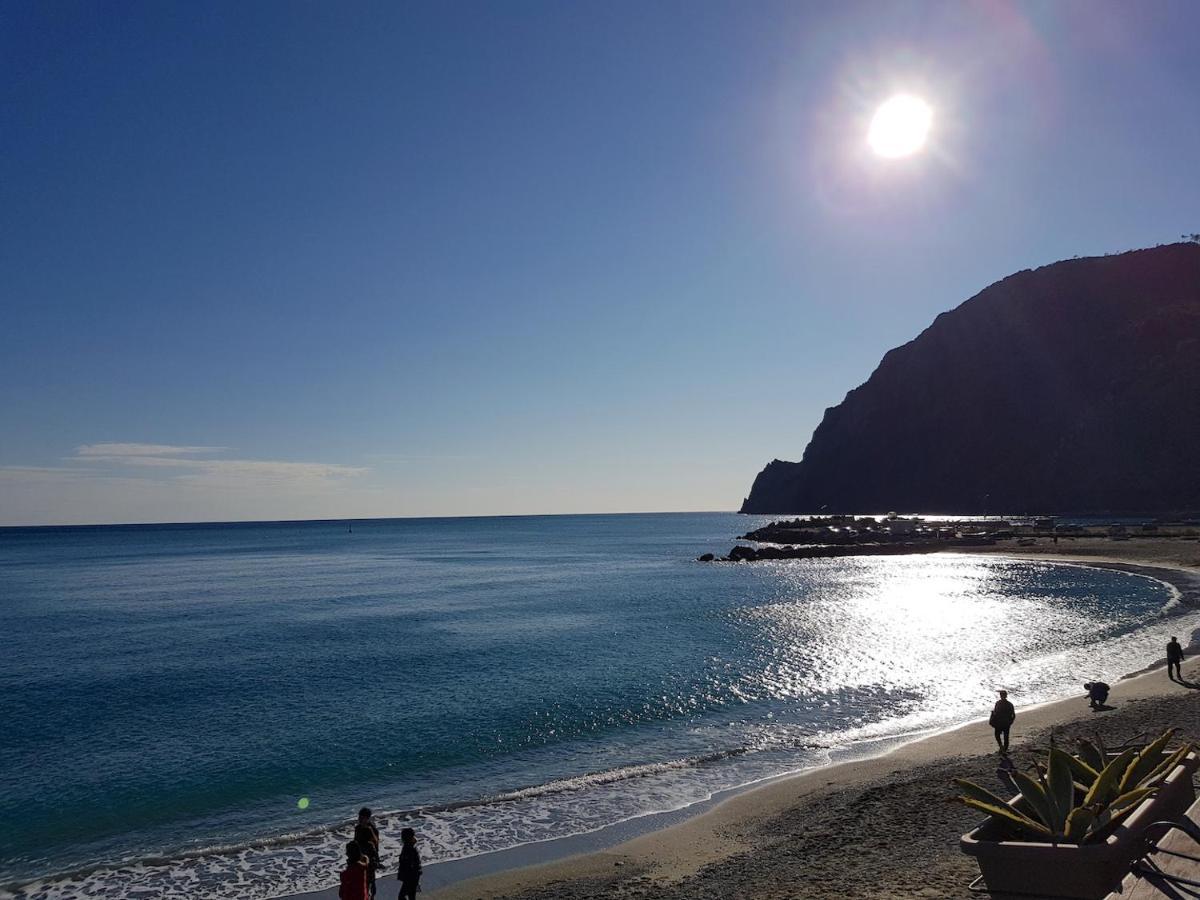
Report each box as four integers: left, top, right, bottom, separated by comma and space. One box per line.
0, 513, 1192, 899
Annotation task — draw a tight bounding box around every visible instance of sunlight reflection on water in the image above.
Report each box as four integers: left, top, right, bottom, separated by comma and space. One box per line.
732, 556, 1184, 744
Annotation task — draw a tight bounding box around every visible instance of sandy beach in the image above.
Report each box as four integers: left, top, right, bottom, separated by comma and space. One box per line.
299, 539, 1200, 900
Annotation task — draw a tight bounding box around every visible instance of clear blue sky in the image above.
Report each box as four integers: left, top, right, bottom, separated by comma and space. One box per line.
3, 1, 1199, 525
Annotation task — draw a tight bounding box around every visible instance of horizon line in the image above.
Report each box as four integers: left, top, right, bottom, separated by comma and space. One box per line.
0, 509, 744, 531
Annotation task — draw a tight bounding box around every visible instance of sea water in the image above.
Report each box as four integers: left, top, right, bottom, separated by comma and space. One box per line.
0, 513, 1193, 899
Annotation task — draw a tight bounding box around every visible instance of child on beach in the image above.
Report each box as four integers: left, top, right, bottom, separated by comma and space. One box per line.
339, 841, 370, 900
397, 827, 423, 900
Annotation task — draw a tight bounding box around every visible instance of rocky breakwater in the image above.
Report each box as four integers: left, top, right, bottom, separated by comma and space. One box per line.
698, 514, 996, 562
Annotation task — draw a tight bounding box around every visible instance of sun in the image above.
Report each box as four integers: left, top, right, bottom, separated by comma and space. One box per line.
867, 94, 933, 158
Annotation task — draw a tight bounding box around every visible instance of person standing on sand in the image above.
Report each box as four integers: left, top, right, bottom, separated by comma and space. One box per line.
1168, 636, 1185, 681
397, 827, 423, 900
339, 841, 370, 900
353, 808, 381, 899
989, 690, 1015, 754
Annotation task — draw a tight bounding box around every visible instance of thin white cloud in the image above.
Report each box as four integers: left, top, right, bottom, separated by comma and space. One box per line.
64, 455, 199, 467
64, 454, 367, 481
2, 444, 372, 525
74, 442, 228, 457
361, 452, 477, 463
0, 465, 97, 481
174, 459, 369, 483
18, 443, 368, 487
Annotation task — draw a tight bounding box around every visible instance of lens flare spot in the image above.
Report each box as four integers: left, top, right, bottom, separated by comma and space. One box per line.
297, 797, 310, 810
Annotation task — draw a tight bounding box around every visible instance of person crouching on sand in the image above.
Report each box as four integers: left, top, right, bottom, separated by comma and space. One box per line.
397, 827, 423, 900
989, 690, 1015, 754
340, 841, 370, 900
1085, 681, 1109, 709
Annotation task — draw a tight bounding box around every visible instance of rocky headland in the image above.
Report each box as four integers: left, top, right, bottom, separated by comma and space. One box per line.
741, 243, 1200, 516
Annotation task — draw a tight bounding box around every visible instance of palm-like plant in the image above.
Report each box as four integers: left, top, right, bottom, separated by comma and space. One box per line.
954, 729, 1193, 844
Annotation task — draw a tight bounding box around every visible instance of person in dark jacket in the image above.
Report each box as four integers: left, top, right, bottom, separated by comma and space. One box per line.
1168, 636, 1185, 681
1084, 681, 1110, 709
397, 827, 422, 900
989, 690, 1015, 754
353, 808, 381, 899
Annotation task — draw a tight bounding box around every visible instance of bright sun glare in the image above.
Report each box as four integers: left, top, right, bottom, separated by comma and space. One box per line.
867, 94, 933, 158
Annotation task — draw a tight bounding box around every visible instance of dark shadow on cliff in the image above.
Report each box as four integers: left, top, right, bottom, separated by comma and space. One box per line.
740, 242, 1200, 516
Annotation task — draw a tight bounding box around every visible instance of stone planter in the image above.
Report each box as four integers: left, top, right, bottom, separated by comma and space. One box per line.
960, 751, 1199, 899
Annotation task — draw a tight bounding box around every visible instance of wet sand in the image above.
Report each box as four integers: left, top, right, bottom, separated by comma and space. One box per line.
290, 540, 1200, 900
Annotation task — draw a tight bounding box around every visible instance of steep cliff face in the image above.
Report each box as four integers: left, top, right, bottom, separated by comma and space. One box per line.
741, 243, 1200, 515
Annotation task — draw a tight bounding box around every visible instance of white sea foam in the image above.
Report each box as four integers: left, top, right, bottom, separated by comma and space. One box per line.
0, 752, 783, 900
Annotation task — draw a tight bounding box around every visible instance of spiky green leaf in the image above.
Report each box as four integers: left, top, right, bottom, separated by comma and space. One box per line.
959, 797, 1054, 839
1064, 806, 1097, 843
1009, 790, 1038, 819
1077, 739, 1105, 772
1009, 770, 1053, 827
1064, 754, 1099, 787
1142, 745, 1191, 787
1084, 748, 1137, 807
954, 778, 1014, 810
1108, 786, 1155, 815
1047, 748, 1075, 833
1084, 800, 1144, 843
1120, 730, 1177, 794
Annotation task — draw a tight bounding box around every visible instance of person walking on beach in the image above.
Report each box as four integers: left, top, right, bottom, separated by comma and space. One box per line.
1168, 636, 1185, 681
397, 827, 423, 900
353, 808, 381, 899
989, 690, 1015, 754
339, 841, 370, 900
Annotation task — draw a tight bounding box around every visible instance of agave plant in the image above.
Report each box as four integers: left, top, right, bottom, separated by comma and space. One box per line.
954, 729, 1193, 844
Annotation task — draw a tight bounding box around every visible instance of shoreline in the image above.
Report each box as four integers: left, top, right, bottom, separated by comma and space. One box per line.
283, 722, 968, 900
282, 541, 1200, 900
430, 662, 1200, 900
